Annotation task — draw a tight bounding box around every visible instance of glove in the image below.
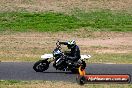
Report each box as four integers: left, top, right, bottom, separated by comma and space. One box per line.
64, 55, 68, 59
64, 55, 68, 60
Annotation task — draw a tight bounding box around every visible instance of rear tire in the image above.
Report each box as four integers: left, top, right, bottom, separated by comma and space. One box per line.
76, 76, 86, 85
71, 61, 86, 74
33, 60, 49, 72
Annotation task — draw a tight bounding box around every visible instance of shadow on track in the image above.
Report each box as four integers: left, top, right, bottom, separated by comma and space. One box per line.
41, 71, 75, 74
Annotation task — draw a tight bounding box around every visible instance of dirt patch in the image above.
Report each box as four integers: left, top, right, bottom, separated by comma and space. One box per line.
0, 0, 132, 12
77, 36, 132, 47
0, 32, 131, 61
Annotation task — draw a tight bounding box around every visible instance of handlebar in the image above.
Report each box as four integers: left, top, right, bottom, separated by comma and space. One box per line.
56, 40, 61, 49
56, 40, 68, 49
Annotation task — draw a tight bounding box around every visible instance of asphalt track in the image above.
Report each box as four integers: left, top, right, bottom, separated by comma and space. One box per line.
0, 62, 132, 83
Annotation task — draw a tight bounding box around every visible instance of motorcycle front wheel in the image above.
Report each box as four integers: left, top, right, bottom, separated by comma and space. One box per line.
33, 60, 49, 72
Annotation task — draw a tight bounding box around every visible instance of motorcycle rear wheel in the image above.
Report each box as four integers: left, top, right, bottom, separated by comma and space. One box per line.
33, 60, 49, 72
71, 61, 86, 74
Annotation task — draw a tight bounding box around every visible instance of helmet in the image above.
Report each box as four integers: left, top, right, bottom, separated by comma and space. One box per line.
67, 40, 76, 49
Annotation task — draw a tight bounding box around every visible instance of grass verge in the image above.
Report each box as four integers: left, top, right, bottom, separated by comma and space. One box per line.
1, 53, 132, 64
88, 53, 132, 64
0, 10, 131, 32
0, 12, 80, 32
0, 80, 132, 88
73, 10, 132, 31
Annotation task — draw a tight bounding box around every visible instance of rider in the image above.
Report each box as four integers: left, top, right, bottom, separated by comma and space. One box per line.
59, 40, 81, 63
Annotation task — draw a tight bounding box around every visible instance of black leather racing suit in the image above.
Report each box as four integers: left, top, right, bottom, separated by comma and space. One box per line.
59, 42, 81, 62
67, 45, 81, 62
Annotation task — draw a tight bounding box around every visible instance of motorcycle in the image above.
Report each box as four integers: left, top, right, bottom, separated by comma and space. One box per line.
33, 41, 91, 73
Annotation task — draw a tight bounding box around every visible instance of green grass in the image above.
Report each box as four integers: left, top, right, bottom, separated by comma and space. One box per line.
0, 12, 81, 32
0, 10, 131, 32
0, 53, 132, 64
0, 57, 39, 62
0, 80, 132, 88
0, 80, 23, 85
73, 10, 132, 31
88, 53, 132, 64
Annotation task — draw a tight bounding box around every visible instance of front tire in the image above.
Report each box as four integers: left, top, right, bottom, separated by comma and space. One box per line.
33, 60, 49, 72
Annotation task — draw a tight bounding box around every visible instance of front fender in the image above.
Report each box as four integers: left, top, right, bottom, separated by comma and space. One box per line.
41, 54, 53, 59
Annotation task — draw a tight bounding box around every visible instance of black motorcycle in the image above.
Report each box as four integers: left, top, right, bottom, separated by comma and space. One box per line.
33, 41, 91, 73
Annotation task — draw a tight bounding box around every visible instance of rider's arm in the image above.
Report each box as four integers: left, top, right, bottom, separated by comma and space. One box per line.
67, 46, 81, 61
59, 42, 68, 45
